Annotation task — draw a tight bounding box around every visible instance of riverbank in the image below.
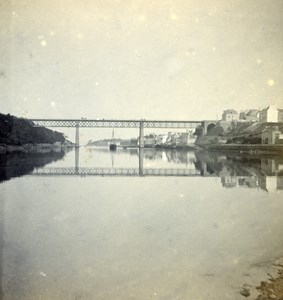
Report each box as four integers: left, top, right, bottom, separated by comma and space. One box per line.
0, 143, 73, 154
256, 265, 283, 299
200, 144, 283, 155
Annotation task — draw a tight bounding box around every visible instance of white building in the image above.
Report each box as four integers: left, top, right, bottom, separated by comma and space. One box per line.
259, 105, 283, 123
222, 109, 238, 121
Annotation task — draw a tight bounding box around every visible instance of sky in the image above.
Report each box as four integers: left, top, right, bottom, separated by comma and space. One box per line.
0, 0, 283, 140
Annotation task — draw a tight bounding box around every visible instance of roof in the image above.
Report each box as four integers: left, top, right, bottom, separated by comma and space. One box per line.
223, 109, 238, 114
262, 126, 280, 132
246, 109, 259, 116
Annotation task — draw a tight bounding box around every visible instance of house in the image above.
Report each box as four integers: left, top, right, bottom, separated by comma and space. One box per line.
259, 105, 283, 123
261, 126, 283, 144
156, 134, 167, 146
239, 109, 259, 121
144, 133, 156, 147
175, 132, 189, 146
222, 109, 238, 121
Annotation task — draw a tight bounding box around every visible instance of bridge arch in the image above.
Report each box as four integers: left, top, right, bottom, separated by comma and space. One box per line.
202, 120, 219, 135
207, 123, 216, 133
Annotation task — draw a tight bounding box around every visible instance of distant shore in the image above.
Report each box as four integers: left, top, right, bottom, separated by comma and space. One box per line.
87, 144, 198, 150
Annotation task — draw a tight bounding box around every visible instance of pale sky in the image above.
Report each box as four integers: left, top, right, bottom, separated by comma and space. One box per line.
1, 0, 283, 123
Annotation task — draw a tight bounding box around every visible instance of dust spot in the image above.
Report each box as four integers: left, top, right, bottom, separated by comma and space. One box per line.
267, 79, 275, 86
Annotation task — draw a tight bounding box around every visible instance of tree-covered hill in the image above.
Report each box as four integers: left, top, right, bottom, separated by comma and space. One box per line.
0, 113, 65, 145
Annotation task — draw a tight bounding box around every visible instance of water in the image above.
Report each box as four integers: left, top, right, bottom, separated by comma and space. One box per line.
0, 147, 283, 299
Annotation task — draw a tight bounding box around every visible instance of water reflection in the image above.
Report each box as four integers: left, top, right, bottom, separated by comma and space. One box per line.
1, 147, 283, 299
26, 147, 283, 193
0, 197, 3, 300
194, 151, 283, 192
0, 150, 66, 183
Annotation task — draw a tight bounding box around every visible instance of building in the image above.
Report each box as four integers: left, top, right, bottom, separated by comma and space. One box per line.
144, 133, 156, 147
259, 105, 283, 123
156, 134, 167, 146
261, 126, 283, 144
222, 109, 238, 121
239, 109, 259, 121
175, 132, 189, 146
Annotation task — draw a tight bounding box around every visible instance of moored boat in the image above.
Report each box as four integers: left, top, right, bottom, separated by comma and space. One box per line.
109, 129, 117, 151
109, 143, 117, 151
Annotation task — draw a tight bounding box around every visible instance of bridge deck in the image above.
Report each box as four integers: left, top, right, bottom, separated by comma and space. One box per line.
30, 119, 202, 128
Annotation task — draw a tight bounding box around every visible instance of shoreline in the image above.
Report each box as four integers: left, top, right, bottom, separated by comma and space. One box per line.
198, 144, 283, 154
0, 143, 74, 154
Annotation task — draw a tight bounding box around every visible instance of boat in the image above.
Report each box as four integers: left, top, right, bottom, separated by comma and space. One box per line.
109, 143, 117, 151
109, 129, 117, 151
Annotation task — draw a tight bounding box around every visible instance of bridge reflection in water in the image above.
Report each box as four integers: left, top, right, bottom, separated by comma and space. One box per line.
31, 147, 205, 177
32, 167, 201, 177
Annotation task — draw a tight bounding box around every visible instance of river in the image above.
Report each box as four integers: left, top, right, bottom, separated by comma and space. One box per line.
0, 147, 283, 299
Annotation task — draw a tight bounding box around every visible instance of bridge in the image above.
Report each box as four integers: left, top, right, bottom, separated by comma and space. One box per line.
30, 119, 213, 147
31, 167, 201, 177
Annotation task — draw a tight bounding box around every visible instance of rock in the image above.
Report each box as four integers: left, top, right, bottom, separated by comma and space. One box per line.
240, 287, 251, 297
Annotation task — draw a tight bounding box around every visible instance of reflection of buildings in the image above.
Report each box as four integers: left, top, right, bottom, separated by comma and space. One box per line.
259, 176, 283, 192
143, 149, 193, 165
221, 176, 259, 189
238, 177, 259, 188
261, 158, 283, 175
194, 150, 283, 192
221, 177, 238, 188
221, 175, 283, 192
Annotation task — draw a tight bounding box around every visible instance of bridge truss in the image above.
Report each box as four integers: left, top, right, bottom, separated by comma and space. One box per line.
30, 119, 202, 129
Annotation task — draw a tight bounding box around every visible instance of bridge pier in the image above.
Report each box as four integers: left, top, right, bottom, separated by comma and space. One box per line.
75, 147, 80, 173
139, 148, 144, 176
75, 123, 80, 147
139, 121, 144, 148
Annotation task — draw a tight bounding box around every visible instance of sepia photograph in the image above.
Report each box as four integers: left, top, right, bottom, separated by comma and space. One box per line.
1, 0, 283, 299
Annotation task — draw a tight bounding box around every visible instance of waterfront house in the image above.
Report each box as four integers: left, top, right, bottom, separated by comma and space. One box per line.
175, 132, 189, 146
239, 109, 259, 121
259, 105, 283, 123
156, 134, 167, 146
261, 126, 283, 144
222, 109, 238, 121
144, 134, 156, 147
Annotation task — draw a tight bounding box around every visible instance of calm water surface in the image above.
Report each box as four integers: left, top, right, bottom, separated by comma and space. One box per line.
0, 147, 283, 299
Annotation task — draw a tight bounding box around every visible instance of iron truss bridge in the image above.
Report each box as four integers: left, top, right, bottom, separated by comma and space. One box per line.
30, 119, 202, 129
31, 167, 202, 177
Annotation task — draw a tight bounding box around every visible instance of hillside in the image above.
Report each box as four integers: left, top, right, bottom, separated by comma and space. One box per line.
0, 113, 66, 146
196, 121, 283, 146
